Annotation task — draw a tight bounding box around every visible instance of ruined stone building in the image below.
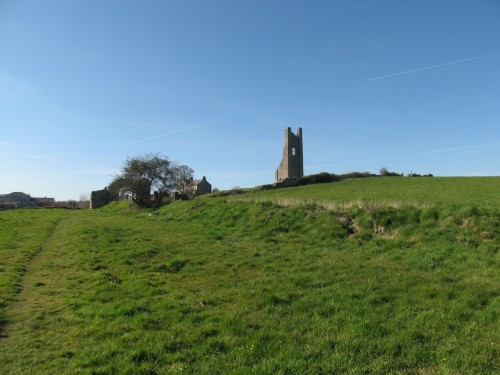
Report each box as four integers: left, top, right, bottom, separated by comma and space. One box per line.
275, 127, 303, 182
188, 176, 212, 196
90, 187, 119, 209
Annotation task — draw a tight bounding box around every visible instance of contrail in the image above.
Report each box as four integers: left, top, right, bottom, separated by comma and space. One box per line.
370, 52, 500, 81
422, 142, 500, 155
116, 125, 205, 148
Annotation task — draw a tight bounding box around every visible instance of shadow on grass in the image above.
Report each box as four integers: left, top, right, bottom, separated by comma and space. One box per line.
0, 313, 10, 338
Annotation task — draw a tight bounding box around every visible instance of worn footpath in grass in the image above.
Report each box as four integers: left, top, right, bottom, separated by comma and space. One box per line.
0, 209, 66, 332
0, 178, 499, 373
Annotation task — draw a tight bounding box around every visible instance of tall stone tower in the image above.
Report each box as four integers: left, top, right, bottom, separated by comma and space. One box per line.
275, 127, 303, 182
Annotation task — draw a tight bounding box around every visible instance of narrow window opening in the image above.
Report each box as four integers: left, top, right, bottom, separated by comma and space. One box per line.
292, 147, 296, 156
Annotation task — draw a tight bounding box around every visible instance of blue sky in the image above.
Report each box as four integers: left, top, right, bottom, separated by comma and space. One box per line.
1, 0, 499, 200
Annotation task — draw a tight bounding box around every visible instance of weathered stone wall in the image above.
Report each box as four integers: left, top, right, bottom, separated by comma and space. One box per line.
275, 127, 303, 182
172, 192, 189, 201
90, 188, 118, 209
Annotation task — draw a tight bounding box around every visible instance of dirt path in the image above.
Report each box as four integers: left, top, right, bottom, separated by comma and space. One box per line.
0, 213, 73, 369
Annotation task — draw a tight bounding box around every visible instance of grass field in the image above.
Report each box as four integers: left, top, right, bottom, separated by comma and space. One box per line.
0, 177, 499, 374
239, 177, 500, 209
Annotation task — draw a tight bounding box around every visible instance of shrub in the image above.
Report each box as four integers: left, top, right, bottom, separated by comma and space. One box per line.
340, 171, 374, 179
380, 167, 402, 177
297, 171, 372, 187
298, 173, 341, 186
420, 208, 439, 222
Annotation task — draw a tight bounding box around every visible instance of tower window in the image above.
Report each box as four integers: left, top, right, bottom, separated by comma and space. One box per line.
292, 147, 296, 156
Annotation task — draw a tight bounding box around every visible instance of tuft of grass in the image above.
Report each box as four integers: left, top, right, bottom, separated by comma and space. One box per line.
157, 259, 188, 273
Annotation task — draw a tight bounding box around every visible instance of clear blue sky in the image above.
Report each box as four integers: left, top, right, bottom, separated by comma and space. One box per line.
1, 0, 499, 200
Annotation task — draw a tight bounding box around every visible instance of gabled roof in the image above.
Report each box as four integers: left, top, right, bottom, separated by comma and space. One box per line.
5, 192, 30, 197
188, 179, 202, 187
188, 176, 210, 187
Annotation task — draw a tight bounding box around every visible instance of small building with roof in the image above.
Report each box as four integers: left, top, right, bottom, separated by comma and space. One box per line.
33, 197, 56, 207
188, 176, 212, 196
0, 192, 55, 208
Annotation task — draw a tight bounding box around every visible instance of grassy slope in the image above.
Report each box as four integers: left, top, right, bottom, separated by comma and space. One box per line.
241, 177, 500, 208
0, 177, 499, 374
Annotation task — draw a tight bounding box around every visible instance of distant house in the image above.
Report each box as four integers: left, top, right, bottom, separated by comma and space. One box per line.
2, 192, 32, 205
33, 197, 56, 207
188, 176, 212, 196
0, 192, 55, 209
0, 199, 17, 209
0, 193, 20, 209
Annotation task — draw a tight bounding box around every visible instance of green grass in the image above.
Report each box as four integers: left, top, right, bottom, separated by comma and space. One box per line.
242, 177, 500, 209
0, 209, 66, 315
0, 177, 499, 374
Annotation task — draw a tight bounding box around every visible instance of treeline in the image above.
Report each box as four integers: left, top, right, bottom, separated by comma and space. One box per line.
297, 171, 374, 185
295, 169, 433, 188
212, 171, 380, 197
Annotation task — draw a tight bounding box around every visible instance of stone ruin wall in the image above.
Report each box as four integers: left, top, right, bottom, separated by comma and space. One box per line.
90, 188, 119, 209
275, 127, 303, 182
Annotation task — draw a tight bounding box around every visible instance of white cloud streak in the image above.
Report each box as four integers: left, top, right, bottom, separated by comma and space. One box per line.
204, 170, 270, 179
116, 125, 206, 148
422, 142, 500, 155
0, 140, 32, 148
0, 71, 37, 101
26, 154, 58, 161
75, 168, 116, 176
370, 52, 500, 81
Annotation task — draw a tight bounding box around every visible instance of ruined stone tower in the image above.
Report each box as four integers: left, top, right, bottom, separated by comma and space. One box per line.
275, 127, 303, 182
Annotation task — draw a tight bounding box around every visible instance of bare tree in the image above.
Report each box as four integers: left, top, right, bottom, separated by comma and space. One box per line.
172, 164, 194, 193
78, 192, 90, 209
111, 153, 192, 207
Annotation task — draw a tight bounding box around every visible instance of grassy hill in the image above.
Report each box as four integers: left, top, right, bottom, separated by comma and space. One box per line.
238, 176, 500, 208
0, 177, 499, 374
